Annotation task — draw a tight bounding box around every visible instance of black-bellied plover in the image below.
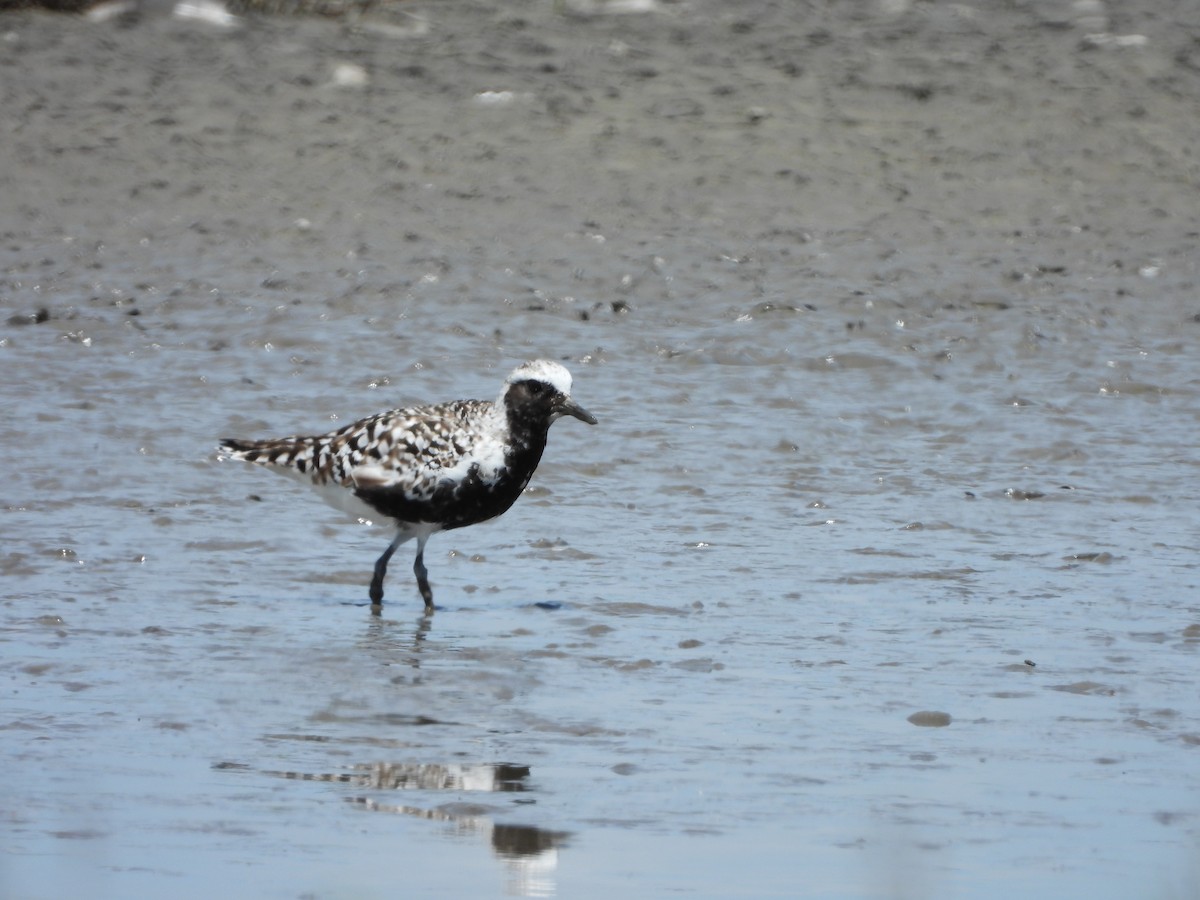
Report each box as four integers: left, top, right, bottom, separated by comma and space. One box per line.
219, 360, 597, 611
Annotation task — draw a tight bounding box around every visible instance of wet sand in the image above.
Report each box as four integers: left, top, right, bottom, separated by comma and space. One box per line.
3, 0, 1200, 897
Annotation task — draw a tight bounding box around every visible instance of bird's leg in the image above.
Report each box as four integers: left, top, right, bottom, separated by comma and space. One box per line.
370, 532, 408, 605
413, 532, 434, 611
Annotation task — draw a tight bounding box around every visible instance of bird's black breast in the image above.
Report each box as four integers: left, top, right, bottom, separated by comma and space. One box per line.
355, 438, 546, 530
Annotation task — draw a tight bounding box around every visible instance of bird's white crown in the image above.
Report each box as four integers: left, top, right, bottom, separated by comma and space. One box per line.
506, 359, 573, 396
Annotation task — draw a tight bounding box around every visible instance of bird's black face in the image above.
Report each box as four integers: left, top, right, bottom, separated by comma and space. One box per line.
506, 379, 597, 429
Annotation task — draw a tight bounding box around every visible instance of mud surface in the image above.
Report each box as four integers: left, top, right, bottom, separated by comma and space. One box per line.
3, 1, 1200, 897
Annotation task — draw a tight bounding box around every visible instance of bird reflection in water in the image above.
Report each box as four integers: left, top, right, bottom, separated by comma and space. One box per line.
270, 762, 569, 898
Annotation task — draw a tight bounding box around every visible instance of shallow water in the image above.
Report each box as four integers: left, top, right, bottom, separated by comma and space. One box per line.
4, 1, 1200, 898
6, 244, 1199, 899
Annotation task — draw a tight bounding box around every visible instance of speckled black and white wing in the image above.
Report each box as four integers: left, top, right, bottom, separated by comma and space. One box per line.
220, 398, 508, 522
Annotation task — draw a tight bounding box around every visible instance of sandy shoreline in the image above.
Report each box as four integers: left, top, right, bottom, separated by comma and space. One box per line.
3, 0, 1198, 315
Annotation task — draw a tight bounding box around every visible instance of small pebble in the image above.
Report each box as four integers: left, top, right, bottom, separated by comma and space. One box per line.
907, 711, 952, 728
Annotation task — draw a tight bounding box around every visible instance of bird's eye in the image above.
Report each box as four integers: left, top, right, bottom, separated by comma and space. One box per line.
528, 382, 545, 395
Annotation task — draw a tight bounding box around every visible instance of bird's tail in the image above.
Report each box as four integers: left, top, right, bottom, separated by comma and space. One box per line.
217, 435, 336, 485
216, 437, 266, 463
